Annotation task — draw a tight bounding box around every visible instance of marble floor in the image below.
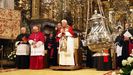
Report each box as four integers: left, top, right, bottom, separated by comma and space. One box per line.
0, 68, 110, 75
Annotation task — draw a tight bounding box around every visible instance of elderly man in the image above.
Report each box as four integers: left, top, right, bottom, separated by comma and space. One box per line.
29, 25, 46, 69
15, 27, 30, 69
58, 19, 75, 66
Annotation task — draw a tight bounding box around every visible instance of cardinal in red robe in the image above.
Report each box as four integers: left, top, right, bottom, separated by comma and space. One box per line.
29, 25, 46, 69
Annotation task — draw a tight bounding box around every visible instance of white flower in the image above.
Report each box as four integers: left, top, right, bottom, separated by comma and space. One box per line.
127, 57, 132, 61
130, 70, 133, 75
127, 57, 133, 64
119, 69, 124, 73
127, 62, 131, 66
131, 58, 133, 63
122, 60, 128, 66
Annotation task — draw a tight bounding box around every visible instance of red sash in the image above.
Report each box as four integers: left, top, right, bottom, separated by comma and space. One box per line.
128, 41, 133, 55
103, 50, 109, 62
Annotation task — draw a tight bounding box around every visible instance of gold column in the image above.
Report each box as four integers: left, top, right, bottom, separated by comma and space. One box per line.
130, 6, 133, 27
31, 0, 40, 19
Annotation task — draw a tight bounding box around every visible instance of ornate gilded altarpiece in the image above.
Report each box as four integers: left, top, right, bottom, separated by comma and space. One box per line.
39, 0, 88, 31
14, 0, 133, 31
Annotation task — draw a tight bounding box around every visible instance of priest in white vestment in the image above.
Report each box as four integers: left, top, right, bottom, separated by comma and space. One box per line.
58, 19, 75, 66
15, 27, 30, 69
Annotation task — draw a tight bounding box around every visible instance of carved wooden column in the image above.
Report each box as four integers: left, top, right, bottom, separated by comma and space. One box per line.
31, 0, 40, 19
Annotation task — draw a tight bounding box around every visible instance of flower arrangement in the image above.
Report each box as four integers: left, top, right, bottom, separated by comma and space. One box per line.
7, 50, 16, 61
119, 57, 133, 75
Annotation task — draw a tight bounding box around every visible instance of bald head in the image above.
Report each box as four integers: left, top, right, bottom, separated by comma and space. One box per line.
21, 27, 27, 34
32, 25, 40, 33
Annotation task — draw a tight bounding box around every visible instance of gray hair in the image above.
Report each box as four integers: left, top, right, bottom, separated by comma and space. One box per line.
61, 19, 67, 24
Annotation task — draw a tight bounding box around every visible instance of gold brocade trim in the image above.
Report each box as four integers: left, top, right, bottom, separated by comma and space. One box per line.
60, 36, 67, 52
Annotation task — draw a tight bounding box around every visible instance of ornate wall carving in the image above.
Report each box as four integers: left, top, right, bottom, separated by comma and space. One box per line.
14, 0, 133, 31
31, 0, 40, 19
0, 8, 21, 39
40, 0, 88, 31
108, 0, 130, 29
